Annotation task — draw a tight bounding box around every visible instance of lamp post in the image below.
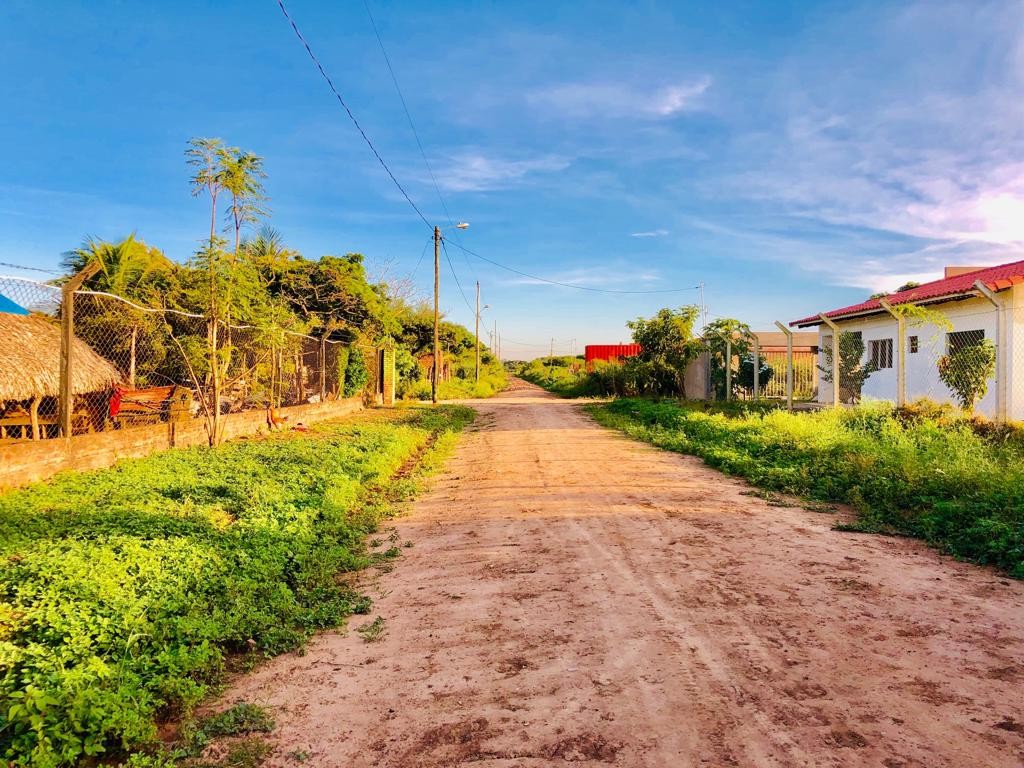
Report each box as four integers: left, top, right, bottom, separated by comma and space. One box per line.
432, 222, 469, 404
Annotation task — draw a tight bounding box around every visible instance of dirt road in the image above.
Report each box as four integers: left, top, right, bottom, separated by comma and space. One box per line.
225, 382, 1024, 767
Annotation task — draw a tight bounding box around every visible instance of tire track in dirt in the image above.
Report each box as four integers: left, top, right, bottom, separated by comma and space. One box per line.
218, 381, 1024, 767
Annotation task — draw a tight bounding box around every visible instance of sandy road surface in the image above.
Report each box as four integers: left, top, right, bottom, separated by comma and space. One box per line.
225, 381, 1024, 767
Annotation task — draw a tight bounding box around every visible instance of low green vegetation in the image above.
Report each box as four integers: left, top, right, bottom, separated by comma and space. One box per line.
516, 356, 601, 397
396, 320, 507, 401
0, 405, 473, 768
591, 398, 1024, 577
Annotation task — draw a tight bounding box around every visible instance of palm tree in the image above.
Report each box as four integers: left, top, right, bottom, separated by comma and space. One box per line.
62, 235, 176, 387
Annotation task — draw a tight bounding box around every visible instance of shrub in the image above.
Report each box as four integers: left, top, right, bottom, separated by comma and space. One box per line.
938, 338, 996, 411
343, 346, 369, 397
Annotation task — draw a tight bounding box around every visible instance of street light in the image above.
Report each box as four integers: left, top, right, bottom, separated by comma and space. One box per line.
432, 222, 469, 403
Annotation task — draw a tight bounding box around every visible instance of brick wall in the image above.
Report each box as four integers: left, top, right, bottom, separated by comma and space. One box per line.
0, 398, 364, 490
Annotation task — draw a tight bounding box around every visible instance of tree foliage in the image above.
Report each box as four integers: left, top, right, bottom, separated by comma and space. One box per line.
818, 331, 877, 403
626, 306, 702, 397
938, 338, 996, 411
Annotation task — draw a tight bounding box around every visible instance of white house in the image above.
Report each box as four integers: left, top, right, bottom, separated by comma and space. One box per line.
791, 262, 1024, 420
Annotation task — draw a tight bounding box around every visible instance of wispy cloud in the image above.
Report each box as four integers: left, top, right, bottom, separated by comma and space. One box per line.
630, 229, 668, 238
709, 0, 1024, 287
434, 152, 571, 192
527, 76, 711, 119
503, 265, 662, 289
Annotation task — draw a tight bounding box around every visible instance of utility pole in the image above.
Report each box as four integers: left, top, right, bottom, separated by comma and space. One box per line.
475, 281, 481, 383
432, 226, 440, 404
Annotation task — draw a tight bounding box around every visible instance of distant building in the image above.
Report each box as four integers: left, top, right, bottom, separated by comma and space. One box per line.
791, 262, 1024, 419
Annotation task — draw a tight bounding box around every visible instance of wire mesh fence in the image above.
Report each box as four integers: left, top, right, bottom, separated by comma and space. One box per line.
797, 302, 1014, 420
0, 274, 374, 444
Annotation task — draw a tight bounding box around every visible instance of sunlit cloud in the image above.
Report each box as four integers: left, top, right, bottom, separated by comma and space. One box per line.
434, 152, 571, 192
630, 229, 669, 238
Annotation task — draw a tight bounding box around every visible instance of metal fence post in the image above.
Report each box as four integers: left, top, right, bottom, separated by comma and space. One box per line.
974, 280, 1007, 421
878, 298, 906, 407
751, 333, 760, 400
725, 336, 732, 401
774, 321, 794, 411
819, 314, 841, 407
59, 262, 101, 438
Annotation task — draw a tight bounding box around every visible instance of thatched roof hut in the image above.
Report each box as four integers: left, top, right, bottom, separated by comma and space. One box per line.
0, 313, 123, 401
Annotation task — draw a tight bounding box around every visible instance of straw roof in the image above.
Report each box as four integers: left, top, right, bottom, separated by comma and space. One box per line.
0, 313, 123, 401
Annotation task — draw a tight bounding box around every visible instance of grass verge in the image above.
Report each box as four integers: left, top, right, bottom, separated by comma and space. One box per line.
590, 398, 1024, 577
0, 405, 473, 768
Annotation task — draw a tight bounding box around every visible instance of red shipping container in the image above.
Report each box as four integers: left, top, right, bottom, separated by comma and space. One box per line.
584, 344, 642, 370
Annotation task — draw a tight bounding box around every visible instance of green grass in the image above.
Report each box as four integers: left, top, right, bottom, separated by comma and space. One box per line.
0, 405, 474, 768
590, 398, 1024, 577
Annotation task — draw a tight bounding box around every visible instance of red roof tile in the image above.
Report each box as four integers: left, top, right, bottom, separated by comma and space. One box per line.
791, 259, 1024, 327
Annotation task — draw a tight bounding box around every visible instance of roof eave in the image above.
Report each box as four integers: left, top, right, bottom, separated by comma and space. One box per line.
790, 290, 983, 329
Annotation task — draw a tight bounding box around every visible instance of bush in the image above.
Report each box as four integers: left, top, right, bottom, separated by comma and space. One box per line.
938, 339, 996, 411
591, 398, 1024, 577
0, 406, 474, 767
343, 346, 369, 397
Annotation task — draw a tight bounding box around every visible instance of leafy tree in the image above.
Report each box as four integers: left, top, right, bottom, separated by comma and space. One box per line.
704, 317, 752, 399
221, 150, 268, 254
938, 338, 996, 411
61, 235, 178, 387
737, 353, 774, 396
626, 306, 701, 397
818, 331, 877, 403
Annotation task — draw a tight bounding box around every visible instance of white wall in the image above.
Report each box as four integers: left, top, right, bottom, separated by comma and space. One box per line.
813, 294, 1020, 419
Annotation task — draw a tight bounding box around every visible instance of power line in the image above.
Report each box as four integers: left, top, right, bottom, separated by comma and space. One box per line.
440, 238, 475, 315
445, 240, 701, 295
413, 236, 432, 278
361, 0, 478, 284
0, 262, 61, 275
275, 0, 431, 230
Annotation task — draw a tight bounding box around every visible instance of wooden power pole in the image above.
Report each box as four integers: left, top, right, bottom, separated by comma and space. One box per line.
59, 261, 101, 438
475, 281, 480, 383
432, 226, 440, 404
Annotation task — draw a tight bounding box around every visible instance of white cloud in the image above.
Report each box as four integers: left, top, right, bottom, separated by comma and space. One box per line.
503, 265, 661, 288
710, 0, 1024, 287
435, 152, 571, 192
630, 229, 668, 238
528, 76, 711, 119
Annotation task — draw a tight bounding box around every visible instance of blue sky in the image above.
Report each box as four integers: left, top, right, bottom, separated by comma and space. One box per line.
1, 1, 1022, 357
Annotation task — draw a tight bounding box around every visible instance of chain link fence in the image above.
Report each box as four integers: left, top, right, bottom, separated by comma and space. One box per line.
791, 301, 1017, 420
0, 275, 373, 443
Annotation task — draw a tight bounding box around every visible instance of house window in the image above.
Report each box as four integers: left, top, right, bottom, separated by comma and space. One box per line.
947, 329, 985, 355
869, 338, 893, 369
909, 335, 919, 354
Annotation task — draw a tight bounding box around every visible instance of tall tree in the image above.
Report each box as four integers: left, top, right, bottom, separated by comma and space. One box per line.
221, 150, 268, 255
627, 306, 702, 397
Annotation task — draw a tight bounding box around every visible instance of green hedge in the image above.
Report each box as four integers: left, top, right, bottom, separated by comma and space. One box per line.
591, 399, 1024, 576
0, 406, 473, 767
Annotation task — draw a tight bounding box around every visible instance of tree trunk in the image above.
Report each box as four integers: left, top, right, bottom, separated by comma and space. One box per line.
209, 317, 221, 446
